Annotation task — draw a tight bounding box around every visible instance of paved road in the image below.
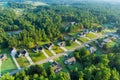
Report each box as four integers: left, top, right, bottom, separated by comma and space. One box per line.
9, 35, 104, 76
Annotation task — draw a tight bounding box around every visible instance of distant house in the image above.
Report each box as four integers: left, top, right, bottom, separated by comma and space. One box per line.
70, 22, 77, 25
11, 47, 17, 56
89, 47, 97, 53
16, 49, 28, 58
0, 54, 7, 61
52, 65, 62, 73
58, 41, 66, 47
33, 46, 43, 52
103, 38, 112, 43
84, 29, 89, 34
64, 57, 76, 65
45, 43, 54, 50
78, 33, 86, 37
71, 38, 77, 42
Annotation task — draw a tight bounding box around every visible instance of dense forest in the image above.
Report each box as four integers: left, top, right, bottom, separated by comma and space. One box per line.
0, 2, 120, 49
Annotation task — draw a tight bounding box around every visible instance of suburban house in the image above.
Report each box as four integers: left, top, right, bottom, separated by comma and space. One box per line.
77, 33, 86, 37
0, 54, 7, 61
11, 47, 17, 56
70, 21, 77, 25
64, 57, 76, 65
33, 46, 43, 52
44, 43, 54, 50
71, 38, 77, 42
103, 38, 112, 43
16, 49, 28, 58
83, 29, 89, 34
85, 45, 97, 53
58, 41, 66, 47
89, 47, 97, 53
52, 65, 62, 73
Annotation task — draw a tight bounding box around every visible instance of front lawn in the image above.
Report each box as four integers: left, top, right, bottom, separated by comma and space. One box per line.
44, 49, 53, 57
65, 42, 79, 50
29, 50, 46, 62
16, 57, 30, 68
1, 49, 17, 75
78, 37, 89, 43
86, 32, 97, 39
52, 46, 64, 54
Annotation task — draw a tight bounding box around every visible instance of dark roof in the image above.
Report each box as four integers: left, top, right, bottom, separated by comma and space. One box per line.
34, 46, 43, 51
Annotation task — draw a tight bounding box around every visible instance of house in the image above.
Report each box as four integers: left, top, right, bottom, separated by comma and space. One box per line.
11, 47, 17, 56
77, 33, 86, 37
16, 49, 28, 57
0, 54, 7, 61
70, 22, 77, 25
84, 29, 89, 34
103, 38, 112, 43
90, 47, 97, 53
45, 43, 54, 50
58, 41, 66, 47
71, 38, 77, 42
52, 65, 62, 73
64, 57, 76, 65
33, 46, 43, 52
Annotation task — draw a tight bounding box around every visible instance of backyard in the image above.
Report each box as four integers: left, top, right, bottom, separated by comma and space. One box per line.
1, 49, 17, 75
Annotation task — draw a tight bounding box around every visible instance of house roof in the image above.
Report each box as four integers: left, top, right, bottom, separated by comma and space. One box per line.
52, 65, 62, 72
66, 57, 76, 63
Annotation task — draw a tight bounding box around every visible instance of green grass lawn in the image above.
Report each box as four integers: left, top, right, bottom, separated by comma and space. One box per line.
78, 37, 89, 43
16, 57, 30, 68
52, 46, 64, 54
1, 49, 17, 75
56, 55, 82, 72
65, 42, 79, 50
106, 41, 116, 48
29, 50, 46, 62
68, 32, 80, 37
86, 32, 97, 39
44, 49, 53, 57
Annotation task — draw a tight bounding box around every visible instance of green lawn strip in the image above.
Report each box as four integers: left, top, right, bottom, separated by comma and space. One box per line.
37, 41, 51, 45
106, 41, 116, 48
86, 32, 97, 39
52, 46, 64, 54
78, 37, 89, 43
44, 49, 53, 57
65, 42, 79, 50
16, 57, 30, 68
29, 50, 46, 62
1, 49, 17, 74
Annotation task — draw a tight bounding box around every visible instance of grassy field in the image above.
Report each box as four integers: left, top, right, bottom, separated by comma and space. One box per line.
78, 37, 89, 43
65, 42, 79, 50
52, 46, 64, 54
29, 50, 46, 62
1, 49, 17, 74
86, 32, 97, 39
44, 49, 53, 57
16, 57, 30, 68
